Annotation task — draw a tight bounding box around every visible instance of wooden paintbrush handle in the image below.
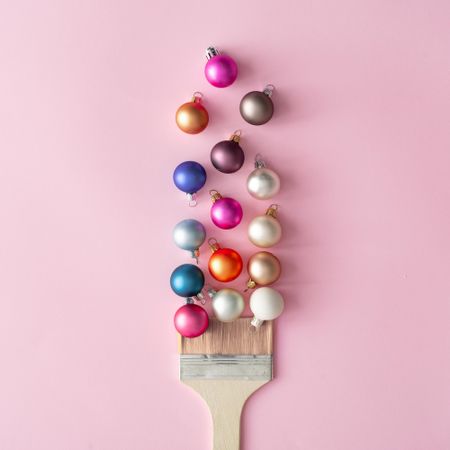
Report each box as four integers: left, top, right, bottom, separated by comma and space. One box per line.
184, 379, 269, 450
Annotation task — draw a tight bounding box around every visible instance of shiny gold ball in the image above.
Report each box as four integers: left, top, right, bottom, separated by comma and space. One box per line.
175, 101, 209, 134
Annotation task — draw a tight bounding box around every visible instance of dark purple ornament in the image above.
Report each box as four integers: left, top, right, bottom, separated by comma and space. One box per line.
210, 131, 245, 174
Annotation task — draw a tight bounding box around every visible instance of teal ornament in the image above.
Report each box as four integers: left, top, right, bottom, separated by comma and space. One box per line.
170, 264, 205, 298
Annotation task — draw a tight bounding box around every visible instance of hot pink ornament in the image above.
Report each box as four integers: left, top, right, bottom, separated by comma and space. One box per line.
209, 190, 243, 230
174, 302, 209, 338
204, 47, 238, 88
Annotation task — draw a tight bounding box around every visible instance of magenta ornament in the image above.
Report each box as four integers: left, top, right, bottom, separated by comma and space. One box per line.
204, 47, 238, 88
209, 190, 243, 230
174, 301, 209, 338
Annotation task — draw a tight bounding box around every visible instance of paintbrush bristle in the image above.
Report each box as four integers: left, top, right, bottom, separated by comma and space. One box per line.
178, 318, 273, 355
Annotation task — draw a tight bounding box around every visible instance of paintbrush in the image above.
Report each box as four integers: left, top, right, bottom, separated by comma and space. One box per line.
178, 317, 273, 450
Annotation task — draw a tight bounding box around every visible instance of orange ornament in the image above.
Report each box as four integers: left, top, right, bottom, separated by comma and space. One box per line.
208, 238, 243, 282
175, 92, 209, 134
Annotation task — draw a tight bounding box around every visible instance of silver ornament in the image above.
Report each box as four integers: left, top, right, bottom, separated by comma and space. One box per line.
173, 219, 206, 261
247, 155, 281, 200
210, 288, 245, 322
248, 205, 282, 248
239, 85, 274, 125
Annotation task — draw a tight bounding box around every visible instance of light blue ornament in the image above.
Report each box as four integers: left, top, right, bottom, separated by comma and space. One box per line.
173, 219, 206, 262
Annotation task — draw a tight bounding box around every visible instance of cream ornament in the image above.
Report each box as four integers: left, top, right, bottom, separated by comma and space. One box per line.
248, 204, 282, 248
209, 288, 245, 322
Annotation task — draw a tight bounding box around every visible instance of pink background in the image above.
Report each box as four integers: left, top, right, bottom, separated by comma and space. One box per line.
1, 1, 449, 449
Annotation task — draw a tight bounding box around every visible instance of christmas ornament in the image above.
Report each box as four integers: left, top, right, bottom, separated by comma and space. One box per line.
173, 161, 207, 206
173, 219, 206, 262
239, 84, 274, 125
208, 238, 243, 282
175, 92, 209, 134
209, 190, 243, 229
174, 300, 209, 338
247, 154, 281, 200
208, 288, 245, 322
246, 251, 281, 290
248, 204, 282, 248
250, 287, 284, 328
210, 130, 245, 174
170, 263, 205, 298
204, 46, 238, 88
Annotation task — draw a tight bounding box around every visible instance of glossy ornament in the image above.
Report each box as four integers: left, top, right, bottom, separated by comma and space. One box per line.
208, 238, 243, 282
209, 190, 243, 229
174, 301, 209, 338
173, 219, 206, 262
175, 92, 209, 134
210, 130, 245, 174
204, 46, 238, 88
170, 264, 205, 298
239, 84, 274, 125
247, 251, 281, 290
173, 161, 207, 206
247, 154, 281, 200
209, 288, 245, 322
248, 204, 282, 248
250, 287, 284, 328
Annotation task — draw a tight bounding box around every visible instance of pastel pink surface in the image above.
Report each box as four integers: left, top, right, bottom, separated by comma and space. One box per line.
0, 1, 450, 450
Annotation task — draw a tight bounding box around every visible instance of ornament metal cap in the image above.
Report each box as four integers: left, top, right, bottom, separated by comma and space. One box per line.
251, 317, 264, 328
208, 237, 220, 253
266, 204, 279, 218
263, 84, 275, 97
229, 129, 241, 143
205, 46, 220, 59
254, 153, 266, 169
209, 189, 222, 203
191, 91, 203, 103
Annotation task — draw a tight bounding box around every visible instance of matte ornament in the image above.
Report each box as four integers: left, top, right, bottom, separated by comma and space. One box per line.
210, 190, 243, 229
247, 251, 281, 290
173, 161, 207, 206
208, 238, 243, 282
170, 264, 205, 298
176, 92, 209, 134
248, 204, 282, 248
247, 154, 280, 200
209, 288, 245, 322
173, 219, 206, 261
204, 47, 238, 88
250, 287, 284, 328
174, 302, 209, 338
239, 85, 274, 125
210, 130, 245, 174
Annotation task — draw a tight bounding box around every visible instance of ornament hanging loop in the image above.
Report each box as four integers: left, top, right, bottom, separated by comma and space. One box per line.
254, 154, 266, 169
187, 193, 197, 207
191, 249, 200, 264
263, 84, 275, 97
195, 292, 207, 305
192, 91, 203, 103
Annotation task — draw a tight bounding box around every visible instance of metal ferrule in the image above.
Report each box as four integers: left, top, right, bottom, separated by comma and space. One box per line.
180, 355, 273, 380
